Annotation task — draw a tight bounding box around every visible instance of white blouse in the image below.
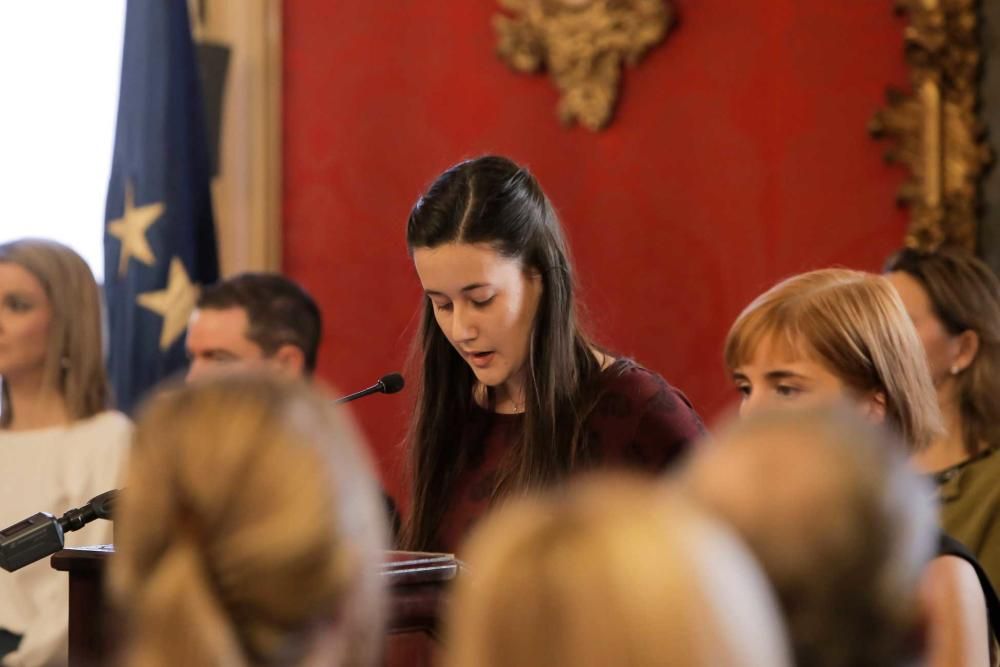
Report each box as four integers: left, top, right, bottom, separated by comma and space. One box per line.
0, 411, 131, 667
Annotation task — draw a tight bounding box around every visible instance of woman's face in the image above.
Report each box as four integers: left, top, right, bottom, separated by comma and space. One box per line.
0, 262, 53, 381
731, 335, 878, 420
885, 271, 960, 387
413, 242, 542, 392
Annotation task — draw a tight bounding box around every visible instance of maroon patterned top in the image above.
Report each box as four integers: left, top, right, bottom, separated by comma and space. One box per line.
435, 359, 705, 553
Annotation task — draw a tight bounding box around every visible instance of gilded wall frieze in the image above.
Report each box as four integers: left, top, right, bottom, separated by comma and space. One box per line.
495, 0, 672, 131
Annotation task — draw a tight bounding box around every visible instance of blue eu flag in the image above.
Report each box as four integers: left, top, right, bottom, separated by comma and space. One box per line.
104, 0, 219, 414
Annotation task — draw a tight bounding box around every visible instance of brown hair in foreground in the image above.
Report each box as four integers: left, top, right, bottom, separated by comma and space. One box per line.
110, 374, 389, 667
684, 405, 938, 667
443, 473, 791, 667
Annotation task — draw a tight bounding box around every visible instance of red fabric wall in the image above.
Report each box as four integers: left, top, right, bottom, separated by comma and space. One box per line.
282, 0, 910, 503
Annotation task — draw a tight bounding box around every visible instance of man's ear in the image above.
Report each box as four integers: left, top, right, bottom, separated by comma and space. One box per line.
272, 344, 306, 377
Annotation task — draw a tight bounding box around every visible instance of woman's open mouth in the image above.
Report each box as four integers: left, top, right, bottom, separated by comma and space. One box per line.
467, 350, 496, 368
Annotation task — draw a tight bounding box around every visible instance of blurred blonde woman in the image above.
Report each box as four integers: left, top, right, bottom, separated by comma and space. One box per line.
724, 268, 997, 667
443, 474, 791, 667
0, 239, 130, 667
109, 375, 389, 667
685, 406, 939, 667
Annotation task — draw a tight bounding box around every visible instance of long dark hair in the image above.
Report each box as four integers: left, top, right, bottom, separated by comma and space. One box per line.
885, 247, 1000, 456
402, 156, 603, 550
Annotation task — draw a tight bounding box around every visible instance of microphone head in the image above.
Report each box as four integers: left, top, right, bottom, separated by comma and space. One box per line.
378, 373, 405, 395
90, 490, 118, 520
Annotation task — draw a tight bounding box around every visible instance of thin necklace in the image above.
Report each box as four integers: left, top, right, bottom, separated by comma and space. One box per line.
475, 383, 525, 414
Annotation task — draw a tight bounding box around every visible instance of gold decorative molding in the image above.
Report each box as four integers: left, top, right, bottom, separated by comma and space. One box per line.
494, 0, 673, 131
869, 0, 991, 252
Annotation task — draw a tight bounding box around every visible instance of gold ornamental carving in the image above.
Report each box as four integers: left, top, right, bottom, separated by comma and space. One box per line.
869, 0, 991, 252
494, 0, 673, 131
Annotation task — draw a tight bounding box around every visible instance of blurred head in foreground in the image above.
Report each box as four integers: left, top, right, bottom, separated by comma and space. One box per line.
684, 406, 938, 667
443, 473, 791, 667
110, 374, 389, 667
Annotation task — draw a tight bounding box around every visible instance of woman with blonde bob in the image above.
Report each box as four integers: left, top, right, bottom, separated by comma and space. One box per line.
110, 374, 389, 667
0, 238, 130, 666
725, 268, 940, 445
725, 268, 997, 667
443, 474, 791, 667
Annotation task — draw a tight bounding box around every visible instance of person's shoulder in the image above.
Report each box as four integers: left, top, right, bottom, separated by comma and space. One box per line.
599, 358, 653, 390
924, 553, 991, 630
76, 411, 133, 435
585, 357, 705, 469
69, 411, 134, 453
926, 551, 986, 594
598, 358, 696, 411
587, 358, 705, 442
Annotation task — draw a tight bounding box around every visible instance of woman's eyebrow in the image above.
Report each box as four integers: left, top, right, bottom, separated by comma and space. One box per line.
424, 283, 492, 297
763, 370, 808, 381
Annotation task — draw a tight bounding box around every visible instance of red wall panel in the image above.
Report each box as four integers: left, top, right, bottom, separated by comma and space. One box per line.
283, 0, 910, 503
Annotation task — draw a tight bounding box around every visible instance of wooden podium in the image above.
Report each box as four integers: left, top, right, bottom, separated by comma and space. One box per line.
51, 547, 459, 667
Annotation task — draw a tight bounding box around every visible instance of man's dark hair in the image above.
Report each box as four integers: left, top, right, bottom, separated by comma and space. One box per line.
197, 273, 322, 374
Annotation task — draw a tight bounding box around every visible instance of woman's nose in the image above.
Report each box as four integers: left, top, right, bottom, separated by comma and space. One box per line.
451, 304, 478, 342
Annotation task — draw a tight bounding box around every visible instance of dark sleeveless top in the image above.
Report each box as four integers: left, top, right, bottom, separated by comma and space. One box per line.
938, 532, 1000, 648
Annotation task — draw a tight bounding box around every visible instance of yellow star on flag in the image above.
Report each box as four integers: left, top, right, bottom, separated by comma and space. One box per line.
107, 180, 164, 277
137, 257, 200, 350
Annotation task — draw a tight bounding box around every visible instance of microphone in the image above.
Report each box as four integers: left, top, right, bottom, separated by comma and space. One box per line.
334, 373, 405, 405
0, 489, 120, 573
